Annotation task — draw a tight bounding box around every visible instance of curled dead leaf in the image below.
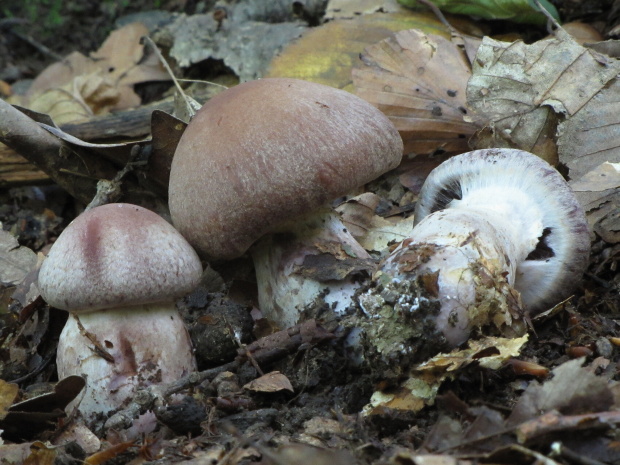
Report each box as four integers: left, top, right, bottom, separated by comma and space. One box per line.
12, 23, 169, 124
243, 371, 294, 393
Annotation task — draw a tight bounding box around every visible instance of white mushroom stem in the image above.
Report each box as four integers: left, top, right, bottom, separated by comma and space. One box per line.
252, 210, 372, 329
379, 205, 526, 347
58, 303, 196, 420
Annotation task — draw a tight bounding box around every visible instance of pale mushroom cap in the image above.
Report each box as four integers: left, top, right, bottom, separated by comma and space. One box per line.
414, 148, 591, 312
39, 203, 203, 311
169, 77, 404, 261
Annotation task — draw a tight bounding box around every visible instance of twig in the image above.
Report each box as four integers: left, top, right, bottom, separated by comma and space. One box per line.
549, 441, 608, 465
85, 145, 143, 210
141, 36, 201, 120
0, 99, 117, 204
104, 320, 339, 431
415, 0, 456, 34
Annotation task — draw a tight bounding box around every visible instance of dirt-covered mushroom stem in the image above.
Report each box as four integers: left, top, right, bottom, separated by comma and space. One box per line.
38, 203, 202, 424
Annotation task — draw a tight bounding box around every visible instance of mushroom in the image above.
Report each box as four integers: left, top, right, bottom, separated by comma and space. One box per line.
38, 203, 202, 423
168, 78, 403, 326
364, 148, 590, 350
251, 208, 375, 328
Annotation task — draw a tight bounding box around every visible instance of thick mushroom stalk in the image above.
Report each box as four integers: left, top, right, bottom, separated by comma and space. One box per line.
363, 149, 590, 353
38, 203, 202, 424
252, 210, 374, 329
57, 304, 194, 419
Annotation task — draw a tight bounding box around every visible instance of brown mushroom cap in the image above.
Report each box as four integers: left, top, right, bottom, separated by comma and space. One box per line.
39, 203, 202, 311
168, 78, 404, 261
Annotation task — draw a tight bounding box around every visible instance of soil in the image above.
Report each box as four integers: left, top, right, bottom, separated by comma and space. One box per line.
0, 1, 619, 464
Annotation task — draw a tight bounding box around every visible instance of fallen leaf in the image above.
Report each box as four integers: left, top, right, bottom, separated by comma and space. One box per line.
353, 28, 481, 155
12, 23, 169, 124
167, 12, 305, 82
325, 0, 406, 19
243, 371, 294, 393
84, 441, 136, 465
21, 442, 55, 465
336, 193, 415, 252
267, 12, 454, 91
468, 31, 620, 164
515, 410, 620, 445
0, 442, 56, 465
149, 110, 188, 191
570, 162, 620, 192
398, 0, 559, 25
0, 381, 19, 421
0, 230, 37, 287
507, 358, 614, 426
0, 376, 85, 441
364, 335, 528, 415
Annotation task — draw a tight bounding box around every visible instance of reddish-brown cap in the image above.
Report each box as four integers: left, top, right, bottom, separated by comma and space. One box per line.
168, 78, 403, 261
38, 203, 203, 311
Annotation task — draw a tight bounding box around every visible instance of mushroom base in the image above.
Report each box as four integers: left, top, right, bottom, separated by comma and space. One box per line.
350, 209, 527, 378
57, 303, 196, 425
253, 209, 373, 329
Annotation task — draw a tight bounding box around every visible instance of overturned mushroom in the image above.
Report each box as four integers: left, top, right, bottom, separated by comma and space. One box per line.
38, 203, 202, 423
363, 148, 590, 354
169, 78, 403, 327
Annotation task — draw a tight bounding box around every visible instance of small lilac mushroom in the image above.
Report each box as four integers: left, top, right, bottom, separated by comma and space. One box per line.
168, 78, 403, 327
365, 148, 590, 350
38, 203, 202, 423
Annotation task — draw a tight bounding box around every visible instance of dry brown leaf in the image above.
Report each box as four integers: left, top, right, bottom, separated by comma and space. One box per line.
84, 441, 136, 465
25, 51, 95, 97
243, 371, 294, 393
0, 442, 56, 465
468, 30, 620, 165
468, 30, 620, 242
364, 335, 528, 415
335, 193, 415, 252
353, 29, 481, 155
507, 358, 614, 426
12, 23, 169, 124
571, 162, 620, 192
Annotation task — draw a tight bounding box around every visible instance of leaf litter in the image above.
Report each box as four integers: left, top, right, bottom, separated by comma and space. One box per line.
0, 2, 619, 464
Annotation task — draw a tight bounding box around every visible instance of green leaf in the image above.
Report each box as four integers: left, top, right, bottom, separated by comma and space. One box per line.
398, 0, 560, 26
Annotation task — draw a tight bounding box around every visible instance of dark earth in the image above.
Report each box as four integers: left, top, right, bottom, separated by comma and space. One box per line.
1, 0, 620, 464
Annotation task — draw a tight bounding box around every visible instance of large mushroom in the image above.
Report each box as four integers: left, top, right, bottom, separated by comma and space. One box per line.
169, 78, 403, 326
38, 203, 202, 423
364, 148, 590, 352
